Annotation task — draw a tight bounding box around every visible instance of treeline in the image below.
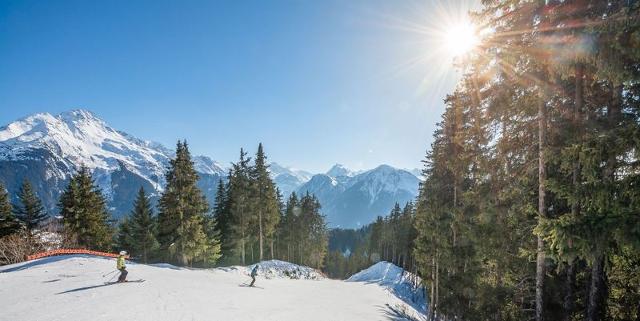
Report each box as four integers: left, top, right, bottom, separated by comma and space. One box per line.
325, 202, 417, 279
413, 2, 640, 321
0, 141, 219, 266
214, 145, 328, 268
0, 141, 328, 269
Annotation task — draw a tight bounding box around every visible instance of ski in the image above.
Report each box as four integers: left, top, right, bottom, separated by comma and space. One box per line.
104, 279, 145, 285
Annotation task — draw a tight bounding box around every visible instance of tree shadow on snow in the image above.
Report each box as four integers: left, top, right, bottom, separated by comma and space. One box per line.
56, 283, 113, 295
148, 263, 184, 270
378, 304, 427, 321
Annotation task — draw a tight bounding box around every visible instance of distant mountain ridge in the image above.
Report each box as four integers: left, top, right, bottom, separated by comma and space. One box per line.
326, 164, 357, 178
297, 164, 419, 228
0, 109, 420, 227
268, 162, 313, 197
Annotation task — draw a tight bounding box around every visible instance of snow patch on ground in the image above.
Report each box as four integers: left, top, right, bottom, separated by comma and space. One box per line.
218, 260, 324, 280
348, 261, 427, 313
37, 231, 63, 250
248, 260, 325, 280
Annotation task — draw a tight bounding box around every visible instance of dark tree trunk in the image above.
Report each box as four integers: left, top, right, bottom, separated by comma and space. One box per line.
587, 83, 621, 321
564, 62, 583, 321
536, 81, 547, 321
435, 254, 439, 321
429, 255, 436, 321
586, 254, 607, 321
270, 240, 274, 260
258, 208, 263, 261
563, 261, 576, 321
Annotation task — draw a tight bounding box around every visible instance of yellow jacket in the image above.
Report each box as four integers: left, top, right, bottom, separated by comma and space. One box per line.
117, 256, 126, 270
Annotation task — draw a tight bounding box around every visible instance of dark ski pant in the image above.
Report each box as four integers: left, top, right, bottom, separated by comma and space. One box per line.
249, 275, 256, 287
117, 268, 128, 282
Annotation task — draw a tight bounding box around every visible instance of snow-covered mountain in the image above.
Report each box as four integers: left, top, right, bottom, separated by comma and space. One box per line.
297, 164, 420, 228
326, 163, 356, 178
268, 162, 313, 197
0, 109, 225, 217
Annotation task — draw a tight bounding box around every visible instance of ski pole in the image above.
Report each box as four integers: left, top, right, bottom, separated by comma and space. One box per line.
107, 273, 118, 283
102, 270, 118, 278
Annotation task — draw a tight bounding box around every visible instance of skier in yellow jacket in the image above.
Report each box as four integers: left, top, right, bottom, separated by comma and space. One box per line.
116, 251, 128, 283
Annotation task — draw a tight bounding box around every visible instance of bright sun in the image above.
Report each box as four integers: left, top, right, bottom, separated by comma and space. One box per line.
444, 21, 479, 57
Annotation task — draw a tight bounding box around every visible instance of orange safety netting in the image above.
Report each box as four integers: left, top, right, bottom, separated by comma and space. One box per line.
26, 249, 129, 261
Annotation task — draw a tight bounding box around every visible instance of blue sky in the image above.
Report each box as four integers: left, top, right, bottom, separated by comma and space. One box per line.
0, 0, 477, 173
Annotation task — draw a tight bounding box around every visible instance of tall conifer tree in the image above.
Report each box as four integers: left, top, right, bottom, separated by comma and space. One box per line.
250, 143, 280, 260
13, 180, 47, 232
297, 193, 328, 269
225, 148, 252, 264
278, 192, 299, 263
157, 141, 214, 266
201, 212, 222, 266
59, 166, 113, 250
116, 217, 134, 254
129, 187, 158, 263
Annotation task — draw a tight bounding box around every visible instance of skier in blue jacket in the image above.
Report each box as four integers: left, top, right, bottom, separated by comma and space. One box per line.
249, 265, 259, 287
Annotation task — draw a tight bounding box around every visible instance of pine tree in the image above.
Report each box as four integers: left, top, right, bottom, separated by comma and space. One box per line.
13, 180, 47, 233
225, 148, 252, 265
0, 183, 19, 237
398, 202, 416, 270
297, 193, 328, 269
369, 216, 384, 261
59, 166, 113, 250
201, 213, 222, 266
157, 141, 211, 266
273, 187, 284, 259
388, 203, 401, 264
213, 179, 228, 229
116, 217, 135, 254
278, 192, 299, 263
249, 143, 280, 261
181, 213, 209, 267
129, 187, 158, 263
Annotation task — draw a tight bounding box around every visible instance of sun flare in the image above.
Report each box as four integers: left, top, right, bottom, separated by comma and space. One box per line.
444, 21, 478, 57
373, 0, 482, 98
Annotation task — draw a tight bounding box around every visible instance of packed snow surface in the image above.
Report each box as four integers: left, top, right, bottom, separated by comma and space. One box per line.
0, 255, 425, 321
348, 261, 427, 313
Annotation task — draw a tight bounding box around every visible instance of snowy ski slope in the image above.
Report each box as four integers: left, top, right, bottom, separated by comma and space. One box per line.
0, 255, 425, 321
